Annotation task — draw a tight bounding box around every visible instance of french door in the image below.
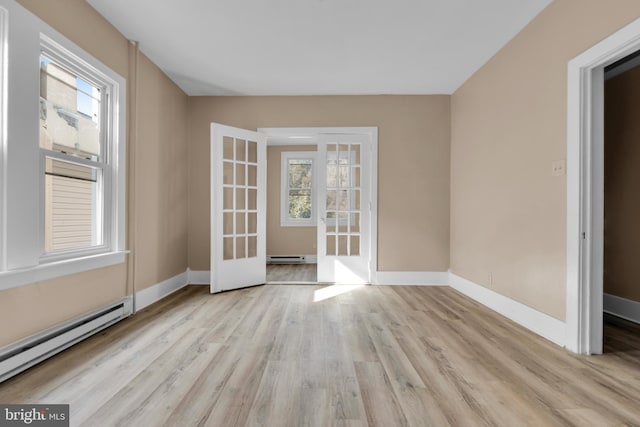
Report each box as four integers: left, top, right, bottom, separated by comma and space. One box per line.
210, 123, 266, 293
317, 134, 371, 284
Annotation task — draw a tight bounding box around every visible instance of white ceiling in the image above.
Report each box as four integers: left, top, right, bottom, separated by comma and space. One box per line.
87, 0, 552, 96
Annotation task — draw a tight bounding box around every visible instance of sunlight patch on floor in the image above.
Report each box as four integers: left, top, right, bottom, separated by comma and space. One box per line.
313, 284, 365, 302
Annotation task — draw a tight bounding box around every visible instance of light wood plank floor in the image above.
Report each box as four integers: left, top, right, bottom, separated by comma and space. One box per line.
266, 263, 317, 283
1, 284, 639, 426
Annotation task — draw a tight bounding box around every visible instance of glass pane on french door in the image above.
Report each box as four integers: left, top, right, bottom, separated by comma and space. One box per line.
318, 134, 370, 284
222, 137, 257, 261
325, 143, 361, 257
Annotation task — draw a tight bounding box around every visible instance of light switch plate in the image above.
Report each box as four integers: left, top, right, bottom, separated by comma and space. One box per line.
552, 159, 566, 176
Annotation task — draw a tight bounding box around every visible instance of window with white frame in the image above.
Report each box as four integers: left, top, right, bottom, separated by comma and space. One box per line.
39, 46, 107, 255
281, 152, 316, 227
0, 0, 126, 290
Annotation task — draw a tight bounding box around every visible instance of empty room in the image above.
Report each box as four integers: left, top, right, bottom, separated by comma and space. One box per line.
1, 0, 640, 425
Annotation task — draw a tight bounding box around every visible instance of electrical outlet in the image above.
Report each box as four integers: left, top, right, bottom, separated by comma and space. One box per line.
552, 159, 566, 176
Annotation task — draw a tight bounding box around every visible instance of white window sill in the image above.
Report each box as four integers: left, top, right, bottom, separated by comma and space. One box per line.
280, 221, 316, 227
0, 251, 128, 292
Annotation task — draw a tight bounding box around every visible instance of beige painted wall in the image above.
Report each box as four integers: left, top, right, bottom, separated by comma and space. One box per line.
450, 0, 640, 320
603, 67, 640, 303
267, 145, 317, 256
0, 0, 189, 347
17, 0, 129, 78
133, 53, 189, 290
0, 265, 126, 346
187, 96, 451, 272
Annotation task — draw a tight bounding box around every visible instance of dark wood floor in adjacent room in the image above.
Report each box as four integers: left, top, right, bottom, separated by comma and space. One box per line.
0, 284, 639, 426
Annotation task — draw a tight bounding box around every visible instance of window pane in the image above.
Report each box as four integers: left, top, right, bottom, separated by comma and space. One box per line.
326, 164, 337, 188
44, 157, 101, 252
248, 141, 257, 163
223, 187, 233, 210
248, 188, 257, 210
236, 139, 246, 162
223, 237, 234, 260
236, 236, 246, 259
350, 236, 360, 256
248, 212, 257, 234
288, 159, 312, 189
326, 235, 336, 256
350, 213, 360, 233
223, 137, 234, 160
223, 162, 233, 185
223, 213, 233, 235
338, 190, 349, 211
248, 236, 257, 258
236, 163, 245, 186
236, 187, 245, 210
353, 189, 361, 211
236, 212, 246, 234
326, 190, 337, 210
339, 166, 350, 188
288, 189, 312, 219
338, 235, 348, 256
40, 55, 101, 161
248, 165, 257, 187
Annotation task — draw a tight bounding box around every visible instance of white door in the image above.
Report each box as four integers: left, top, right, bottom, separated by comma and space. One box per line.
210, 123, 266, 293
317, 134, 371, 284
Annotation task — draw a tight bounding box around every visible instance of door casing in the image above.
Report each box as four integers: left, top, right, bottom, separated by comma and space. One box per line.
259, 127, 378, 284
566, 17, 640, 354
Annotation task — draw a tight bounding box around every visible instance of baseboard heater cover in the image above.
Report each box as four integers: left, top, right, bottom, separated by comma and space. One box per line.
267, 255, 306, 264
0, 297, 133, 383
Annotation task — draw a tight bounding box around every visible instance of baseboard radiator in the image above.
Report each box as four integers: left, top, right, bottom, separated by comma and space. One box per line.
0, 297, 133, 383
267, 255, 306, 264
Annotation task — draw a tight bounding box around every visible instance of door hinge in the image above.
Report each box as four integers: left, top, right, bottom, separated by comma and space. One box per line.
582, 232, 586, 240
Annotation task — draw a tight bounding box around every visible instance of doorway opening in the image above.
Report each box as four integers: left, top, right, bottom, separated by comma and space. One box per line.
566, 17, 640, 354
601, 53, 640, 353
259, 127, 378, 286
265, 141, 319, 284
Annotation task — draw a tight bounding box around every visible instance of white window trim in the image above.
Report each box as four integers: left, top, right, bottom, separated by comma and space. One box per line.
0, 0, 126, 292
0, 6, 7, 273
280, 151, 316, 227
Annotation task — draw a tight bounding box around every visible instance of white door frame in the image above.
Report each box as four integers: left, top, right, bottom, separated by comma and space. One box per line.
566, 17, 640, 354
258, 127, 378, 284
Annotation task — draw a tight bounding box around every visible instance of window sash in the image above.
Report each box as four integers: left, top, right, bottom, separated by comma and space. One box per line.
281, 152, 316, 227
37, 36, 115, 262
43, 154, 105, 255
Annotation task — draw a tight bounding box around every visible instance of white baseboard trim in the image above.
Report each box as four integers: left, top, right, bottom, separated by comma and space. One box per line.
136, 268, 570, 349
187, 269, 210, 285
374, 271, 449, 286
304, 255, 317, 264
604, 293, 640, 324
135, 271, 188, 312
449, 273, 566, 347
